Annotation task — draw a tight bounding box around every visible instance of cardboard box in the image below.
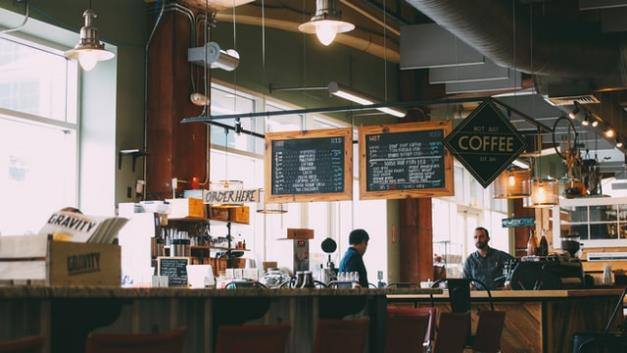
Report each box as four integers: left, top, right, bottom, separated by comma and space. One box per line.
167, 198, 206, 219
0, 235, 121, 286
287, 228, 314, 239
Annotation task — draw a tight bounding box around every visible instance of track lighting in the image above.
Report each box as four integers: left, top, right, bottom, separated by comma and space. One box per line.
298, 0, 355, 46
591, 118, 599, 128
568, 102, 580, 120
617, 140, 623, 148
581, 112, 590, 126
605, 127, 616, 138
65, 9, 115, 71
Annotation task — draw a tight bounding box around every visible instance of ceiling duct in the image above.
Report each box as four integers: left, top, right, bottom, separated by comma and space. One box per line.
405, 0, 626, 87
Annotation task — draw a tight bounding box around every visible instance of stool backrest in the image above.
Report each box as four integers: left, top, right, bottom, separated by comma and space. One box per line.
85, 327, 186, 353
388, 306, 437, 342
433, 312, 470, 353
312, 319, 369, 353
0, 336, 45, 353
385, 312, 430, 353
472, 311, 506, 353
215, 325, 290, 353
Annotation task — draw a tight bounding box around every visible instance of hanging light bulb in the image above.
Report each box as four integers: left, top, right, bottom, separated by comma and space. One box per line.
591, 118, 599, 128
525, 177, 559, 208
298, 0, 355, 46
617, 140, 624, 148
568, 102, 580, 120
65, 9, 114, 71
494, 168, 531, 199
604, 126, 616, 138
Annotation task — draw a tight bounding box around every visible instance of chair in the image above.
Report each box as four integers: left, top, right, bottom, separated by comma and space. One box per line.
85, 327, 186, 353
471, 311, 506, 353
433, 312, 471, 353
215, 325, 290, 353
312, 319, 369, 353
386, 307, 430, 353
0, 336, 45, 353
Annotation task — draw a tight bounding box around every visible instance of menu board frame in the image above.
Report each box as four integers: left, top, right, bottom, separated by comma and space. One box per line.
157, 256, 190, 287
265, 128, 353, 203
359, 121, 454, 200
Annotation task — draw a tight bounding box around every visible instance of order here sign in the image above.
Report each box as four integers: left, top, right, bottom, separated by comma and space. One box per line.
443, 100, 527, 188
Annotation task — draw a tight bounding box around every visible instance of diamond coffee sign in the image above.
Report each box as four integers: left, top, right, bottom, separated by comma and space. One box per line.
443, 100, 527, 188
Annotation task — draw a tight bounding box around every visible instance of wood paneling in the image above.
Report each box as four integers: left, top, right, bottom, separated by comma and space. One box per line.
146, 11, 208, 200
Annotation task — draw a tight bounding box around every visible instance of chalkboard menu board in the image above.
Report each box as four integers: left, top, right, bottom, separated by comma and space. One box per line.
359, 121, 454, 200
265, 128, 353, 203
157, 257, 189, 287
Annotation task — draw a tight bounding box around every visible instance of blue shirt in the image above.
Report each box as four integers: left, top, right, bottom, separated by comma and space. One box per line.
339, 247, 368, 287
463, 247, 514, 290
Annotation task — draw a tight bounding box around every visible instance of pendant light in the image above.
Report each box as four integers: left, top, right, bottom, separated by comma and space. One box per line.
526, 177, 559, 208
65, 8, 114, 71
298, 0, 355, 46
256, 189, 287, 214
493, 167, 531, 199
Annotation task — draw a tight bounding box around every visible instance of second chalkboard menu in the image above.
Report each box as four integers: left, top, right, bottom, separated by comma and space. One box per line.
359, 121, 454, 200
265, 128, 353, 203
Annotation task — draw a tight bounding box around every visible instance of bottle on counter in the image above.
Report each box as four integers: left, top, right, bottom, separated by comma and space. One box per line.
527, 229, 538, 256
538, 229, 549, 257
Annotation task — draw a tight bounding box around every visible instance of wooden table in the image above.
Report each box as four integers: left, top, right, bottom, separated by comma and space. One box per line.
388, 289, 625, 353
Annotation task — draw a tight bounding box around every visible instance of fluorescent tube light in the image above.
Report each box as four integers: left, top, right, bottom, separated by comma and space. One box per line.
328, 82, 406, 118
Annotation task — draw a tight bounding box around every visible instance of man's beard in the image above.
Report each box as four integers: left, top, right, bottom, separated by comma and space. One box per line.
475, 241, 488, 249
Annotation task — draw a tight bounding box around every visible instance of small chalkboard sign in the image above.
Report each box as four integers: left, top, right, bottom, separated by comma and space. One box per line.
157, 257, 189, 287
359, 121, 454, 200
265, 128, 353, 203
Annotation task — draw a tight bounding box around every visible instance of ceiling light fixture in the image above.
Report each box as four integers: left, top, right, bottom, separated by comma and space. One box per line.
581, 112, 590, 126
617, 140, 624, 148
65, 9, 114, 71
605, 126, 616, 138
591, 118, 599, 128
298, 0, 355, 46
568, 102, 580, 120
328, 81, 406, 118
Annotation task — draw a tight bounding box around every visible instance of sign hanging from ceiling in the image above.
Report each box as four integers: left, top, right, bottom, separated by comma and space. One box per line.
443, 100, 527, 188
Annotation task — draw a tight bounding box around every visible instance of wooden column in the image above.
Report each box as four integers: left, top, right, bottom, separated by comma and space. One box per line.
146, 10, 207, 200
398, 70, 444, 282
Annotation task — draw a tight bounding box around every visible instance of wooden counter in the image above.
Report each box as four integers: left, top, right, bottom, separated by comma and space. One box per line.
0, 287, 441, 353
388, 288, 624, 353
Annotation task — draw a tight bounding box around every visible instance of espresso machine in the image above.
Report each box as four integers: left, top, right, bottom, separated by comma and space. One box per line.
509, 255, 585, 290
320, 237, 338, 284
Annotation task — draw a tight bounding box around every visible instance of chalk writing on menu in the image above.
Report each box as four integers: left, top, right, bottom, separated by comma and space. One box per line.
158, 257, 188, 286
366, 129, 445, 191
272, 136, 345, 195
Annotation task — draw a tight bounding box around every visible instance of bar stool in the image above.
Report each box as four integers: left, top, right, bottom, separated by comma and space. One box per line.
0, 336, 45, 353
312, 319, 369, 353
85, 327, 186, 353
433, 312, 470, 353
471, 311, 506, 353
385, 307, 430, 353
215, 325, 291, 353
388, 306, 437, 349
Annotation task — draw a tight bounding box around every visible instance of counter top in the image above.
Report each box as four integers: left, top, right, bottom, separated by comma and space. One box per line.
388, 288, 624, 301
0, 286, 442, 299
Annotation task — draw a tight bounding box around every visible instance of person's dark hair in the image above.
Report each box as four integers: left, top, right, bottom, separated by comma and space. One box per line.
349, 229, 370, 245
475, 226, 489, 239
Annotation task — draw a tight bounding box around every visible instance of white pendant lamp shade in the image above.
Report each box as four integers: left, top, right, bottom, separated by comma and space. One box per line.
525, 177, 559, 208
493, 168, 531, 199
298, 0, 355, 46
65, 9, 114, 71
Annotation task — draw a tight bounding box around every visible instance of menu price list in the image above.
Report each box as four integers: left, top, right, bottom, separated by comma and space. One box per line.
366, 130, 445, 191
272, 137, 345, 195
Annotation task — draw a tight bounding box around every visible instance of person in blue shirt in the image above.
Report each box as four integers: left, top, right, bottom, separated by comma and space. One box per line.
339, 229, 369, 287
463, 226, 514, 290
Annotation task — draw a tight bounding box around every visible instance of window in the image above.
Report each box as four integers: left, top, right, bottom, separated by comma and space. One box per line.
209, 81, 388, 282
0, 36, 78, 235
